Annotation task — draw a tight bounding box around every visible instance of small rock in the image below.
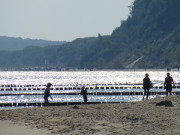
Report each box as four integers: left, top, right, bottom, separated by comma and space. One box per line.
73, 105, 79, 109
156, 100, 173, 107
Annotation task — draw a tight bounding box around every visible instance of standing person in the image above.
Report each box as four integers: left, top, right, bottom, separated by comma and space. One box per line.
81, 86, 88, 104
44, 83, 53, 106
164, 73, 175, 96
143, 73, 151, 100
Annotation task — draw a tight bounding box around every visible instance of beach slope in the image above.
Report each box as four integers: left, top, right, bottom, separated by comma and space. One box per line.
0, 95, 180, 135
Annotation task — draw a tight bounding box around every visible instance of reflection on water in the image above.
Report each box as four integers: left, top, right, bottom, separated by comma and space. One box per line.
0, 71, 179, 85
0, 94, 149, 104
0, 71, 179, 107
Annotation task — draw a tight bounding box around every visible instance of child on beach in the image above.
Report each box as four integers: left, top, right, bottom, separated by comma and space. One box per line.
44, 83, 53, 106
81, 86, 88, 104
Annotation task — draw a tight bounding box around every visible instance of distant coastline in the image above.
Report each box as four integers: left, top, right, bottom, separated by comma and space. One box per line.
0, 67, 179, 72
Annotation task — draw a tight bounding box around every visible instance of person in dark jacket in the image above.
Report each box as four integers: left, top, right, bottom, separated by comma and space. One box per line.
143, 73, 151, 100
44, 83, 52, 106
81, 86, 87, 104
164, 73, 175, 96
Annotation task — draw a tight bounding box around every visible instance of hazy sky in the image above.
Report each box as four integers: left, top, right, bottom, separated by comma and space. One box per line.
0, 0, 134, 41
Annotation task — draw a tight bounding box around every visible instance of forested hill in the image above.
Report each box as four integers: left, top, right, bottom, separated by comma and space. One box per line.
0, 36, 66, 51
111, 0, 180, 69
0, 0, 180, 69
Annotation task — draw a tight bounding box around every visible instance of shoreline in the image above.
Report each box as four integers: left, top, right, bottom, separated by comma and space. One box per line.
0, 68, 179, 72
0, 95, 180, 134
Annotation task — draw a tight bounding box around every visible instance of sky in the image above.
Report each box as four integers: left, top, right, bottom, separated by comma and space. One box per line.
0, 0, 134, 41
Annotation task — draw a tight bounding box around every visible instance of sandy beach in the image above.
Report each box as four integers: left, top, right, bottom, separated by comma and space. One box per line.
0, 95, 180, 135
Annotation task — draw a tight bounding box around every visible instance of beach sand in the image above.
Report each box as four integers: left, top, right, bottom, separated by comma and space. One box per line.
0, 95, 180, 135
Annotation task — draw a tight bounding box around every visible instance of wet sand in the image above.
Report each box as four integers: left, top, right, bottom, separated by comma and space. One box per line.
0, 95, 180, 135
0, 120, 48, 135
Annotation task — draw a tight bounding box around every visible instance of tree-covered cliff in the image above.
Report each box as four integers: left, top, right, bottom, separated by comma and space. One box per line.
0, 0, 179, 69
111, 0, 180, 68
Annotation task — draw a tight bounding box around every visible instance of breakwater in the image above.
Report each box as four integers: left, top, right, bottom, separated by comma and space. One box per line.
0, 83, 180, 108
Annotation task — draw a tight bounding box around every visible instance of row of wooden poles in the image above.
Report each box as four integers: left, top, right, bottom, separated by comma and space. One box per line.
0, 83, 180, 108
1, 83, 180, 87
0, 85, 180, 91
0, 102, 125, 107
0, 91, 180, 96
1, 91, 180, 108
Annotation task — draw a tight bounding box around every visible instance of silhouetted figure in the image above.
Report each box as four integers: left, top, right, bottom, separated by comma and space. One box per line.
164, 73, 175, 96
143, 73, 151, 100
81, 86, 87, 104
44, 83, 52, 106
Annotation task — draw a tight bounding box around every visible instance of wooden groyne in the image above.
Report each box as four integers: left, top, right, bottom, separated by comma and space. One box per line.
1, 83, 180, 108
0, 83, 180, 91
0, 102, 126, 108
1, 91, 180, 96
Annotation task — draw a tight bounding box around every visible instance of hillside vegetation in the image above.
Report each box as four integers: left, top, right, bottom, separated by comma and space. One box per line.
0, 0, 179, 69
0, 36, 65, 51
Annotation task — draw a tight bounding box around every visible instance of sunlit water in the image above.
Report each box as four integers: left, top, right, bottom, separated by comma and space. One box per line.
0, 70, 179, 108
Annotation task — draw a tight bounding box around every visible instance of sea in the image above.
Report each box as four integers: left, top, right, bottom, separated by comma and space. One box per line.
0, 70, 180, 109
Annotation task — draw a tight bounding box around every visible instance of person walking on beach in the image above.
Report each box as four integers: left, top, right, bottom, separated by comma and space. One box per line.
164, 73, 175, 96
143, 73, 151, 100
44, 83, 53, 106
81, 86, 88, 104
